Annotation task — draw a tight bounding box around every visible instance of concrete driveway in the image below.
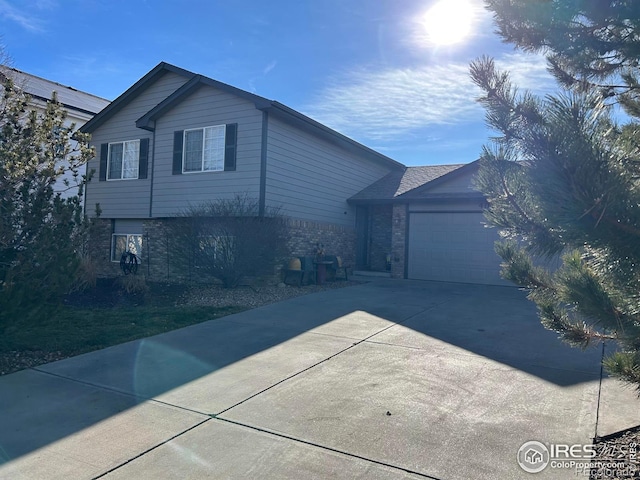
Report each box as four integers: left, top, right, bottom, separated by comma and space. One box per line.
0, 278, 638, 479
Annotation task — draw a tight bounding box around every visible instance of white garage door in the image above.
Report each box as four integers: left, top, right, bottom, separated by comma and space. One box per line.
407, 212, 509, 286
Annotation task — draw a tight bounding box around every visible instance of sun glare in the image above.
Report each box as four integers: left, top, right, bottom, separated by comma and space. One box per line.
420, 0, 475, 46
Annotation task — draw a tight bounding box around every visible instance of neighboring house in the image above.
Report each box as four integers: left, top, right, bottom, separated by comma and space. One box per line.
80, 61, 506, 285
2, 67, 110, 198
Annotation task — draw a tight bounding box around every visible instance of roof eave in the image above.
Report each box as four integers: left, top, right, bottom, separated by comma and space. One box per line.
397, 192, 485, 203
347, 197, 397, 205
348, 191, 485, 205
348, 192, 486, 207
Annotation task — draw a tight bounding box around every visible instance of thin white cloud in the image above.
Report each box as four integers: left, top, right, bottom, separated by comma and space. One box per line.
0, 0, 53, 32
304, 50, 556, 144
495, 52, 556, 94
263, 60, 277, 76
247, 60, 278, 93
304, 63, 481, 142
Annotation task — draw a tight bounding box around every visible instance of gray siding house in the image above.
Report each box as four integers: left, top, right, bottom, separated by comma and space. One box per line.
81, 62, 403, 280
82, 61, 508, 286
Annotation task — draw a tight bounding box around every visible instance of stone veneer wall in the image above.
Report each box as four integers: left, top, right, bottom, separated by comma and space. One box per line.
91, 216, 356, 283
90, 217, 184, 281
390, 204, 407, 279
368, 205, 392, 272
89, 218, 121, 278
285, 218, 356, 268
143, 218, 180, 282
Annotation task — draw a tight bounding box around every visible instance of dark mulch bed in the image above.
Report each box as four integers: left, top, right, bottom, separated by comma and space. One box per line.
62, 277, 188, 309
591, 426, 640, 479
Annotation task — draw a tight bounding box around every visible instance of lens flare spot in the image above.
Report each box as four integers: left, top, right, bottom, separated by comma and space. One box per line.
420, 0, 475, 46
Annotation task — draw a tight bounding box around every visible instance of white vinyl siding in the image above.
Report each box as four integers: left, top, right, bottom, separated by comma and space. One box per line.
108, 140, 139, 180
183, 125, 226, 173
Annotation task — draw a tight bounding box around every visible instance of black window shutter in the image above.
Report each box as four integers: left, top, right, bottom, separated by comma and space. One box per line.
99, 143, 108, 181
138, 138, 149, 179
172, 131, 184, 175
224, 123, 237, 171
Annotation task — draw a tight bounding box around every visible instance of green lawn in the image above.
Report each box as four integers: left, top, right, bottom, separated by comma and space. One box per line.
0, 303, 243, 357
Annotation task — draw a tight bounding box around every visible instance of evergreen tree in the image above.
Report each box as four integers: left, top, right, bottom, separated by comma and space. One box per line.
485, 0, 640, 113
0, 66, 94, 322
471, 1, 640, 391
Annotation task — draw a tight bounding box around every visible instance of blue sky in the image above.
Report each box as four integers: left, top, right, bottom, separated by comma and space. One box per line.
1, 0, 557, 166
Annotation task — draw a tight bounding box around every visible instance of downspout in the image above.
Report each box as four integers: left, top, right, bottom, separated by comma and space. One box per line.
148, 127, 156, 218
259, 110, 268, 217
147, 127, 156, 277
403, 203, 409, 279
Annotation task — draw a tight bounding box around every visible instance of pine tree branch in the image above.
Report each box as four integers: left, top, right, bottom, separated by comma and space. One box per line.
582, 202, 640, 238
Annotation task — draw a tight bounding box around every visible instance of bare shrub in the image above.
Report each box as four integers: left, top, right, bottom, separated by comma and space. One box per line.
115, 274, 149, 295
165, 194, 288, 288
68, 254, 98, 292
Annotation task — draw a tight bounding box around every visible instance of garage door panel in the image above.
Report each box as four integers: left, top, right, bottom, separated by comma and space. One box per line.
408, 212, 509, 286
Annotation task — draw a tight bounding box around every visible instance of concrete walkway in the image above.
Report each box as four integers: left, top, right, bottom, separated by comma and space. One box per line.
0, 278, 638, 479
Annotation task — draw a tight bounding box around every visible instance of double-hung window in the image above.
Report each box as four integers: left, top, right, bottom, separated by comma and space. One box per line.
172, 123, 237, 175
183, 125, 226, 173
99, 138, 148, 182
108, 140, 140, 180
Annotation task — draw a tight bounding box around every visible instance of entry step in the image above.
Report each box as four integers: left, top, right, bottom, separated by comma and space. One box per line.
352, 270, 391, 278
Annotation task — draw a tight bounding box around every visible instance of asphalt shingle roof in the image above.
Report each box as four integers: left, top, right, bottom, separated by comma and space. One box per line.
349, 164, 466, 201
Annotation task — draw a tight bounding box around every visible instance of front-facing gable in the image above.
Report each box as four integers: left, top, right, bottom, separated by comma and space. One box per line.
83, 62, 403, 172
399, 161, 482, 201
80, 63, 195, 134
82, 68, 194, 218
83, 62, 403, 220
348, 163, 473, 204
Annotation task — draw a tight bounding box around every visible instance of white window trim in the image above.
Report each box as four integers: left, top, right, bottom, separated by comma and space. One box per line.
111, 233, 143, 262
107, 140, 140, 181
182, 125, 226, 174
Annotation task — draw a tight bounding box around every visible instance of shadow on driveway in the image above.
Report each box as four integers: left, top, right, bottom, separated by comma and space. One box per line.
0, 279, 605, 472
